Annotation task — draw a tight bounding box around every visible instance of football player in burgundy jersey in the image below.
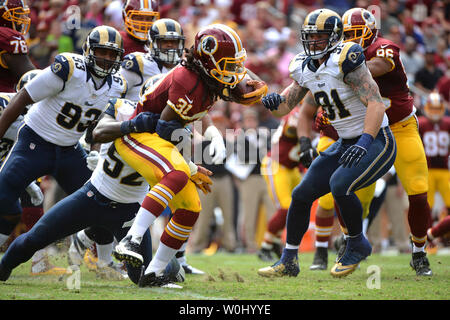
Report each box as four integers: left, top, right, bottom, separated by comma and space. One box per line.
418, 93, 450, 227
343, 7, 433, 276
120, 0, 160, 56
90, 24, 267, 287
0, 0, 35, 93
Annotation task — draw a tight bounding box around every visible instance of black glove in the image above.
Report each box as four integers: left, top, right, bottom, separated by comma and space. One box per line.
261, 93, 283, 111
120, 112, 160, 135
299, 137, 318, 168
339, 133, 374, 168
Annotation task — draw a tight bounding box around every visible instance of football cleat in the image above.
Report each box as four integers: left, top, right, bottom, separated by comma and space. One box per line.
334, 234, 347, 262
410, 252, 433, 276
182, 264, 205, 275
258, 257, 300, 278
331, 235, 371, 278
0, 263, 12, 282
257, 248, 277, 262
138, 270, 183, 289
310, 247, 328, 271
113, 235, 143, 267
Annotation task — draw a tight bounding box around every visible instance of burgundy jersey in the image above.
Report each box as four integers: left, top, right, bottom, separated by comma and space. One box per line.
120, 30, 147, 57
0, 27, 28, 92
135, 65, 215, 122
268, 107, 301, 169
365, 37, 414, 125
418, 116, 450, 169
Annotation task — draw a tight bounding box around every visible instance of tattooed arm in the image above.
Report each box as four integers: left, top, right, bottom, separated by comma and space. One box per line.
272, 80, 310, 117
297, 91, 318, 138
344, 63, 386, 138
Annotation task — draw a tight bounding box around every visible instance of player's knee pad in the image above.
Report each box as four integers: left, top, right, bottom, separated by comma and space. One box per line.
160, 209, 199, 250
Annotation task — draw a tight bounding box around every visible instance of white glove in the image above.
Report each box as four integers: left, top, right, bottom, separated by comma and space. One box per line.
86, 150, 99, 171
25, 182, 44, 206
204, 126, 226, 165
374, 178, 386, 198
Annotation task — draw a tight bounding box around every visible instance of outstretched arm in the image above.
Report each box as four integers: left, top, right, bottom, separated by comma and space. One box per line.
263, 81, 309, 117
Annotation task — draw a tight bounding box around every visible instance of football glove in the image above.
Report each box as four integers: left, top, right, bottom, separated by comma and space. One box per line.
299, 137, 318, 168
25, 181, 44, 206
189, 162, 213, 195
86, 150, 99, 171
339, 133, 374, 168
204, 126, 226, 164
261, 93, 284, 111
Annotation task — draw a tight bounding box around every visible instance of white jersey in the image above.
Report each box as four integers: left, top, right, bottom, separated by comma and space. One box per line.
120, 52, 171, 101
0, 93, 24, 161
289, 42, 388, 139
24, 52, 128, 146
90, 98, 149, 204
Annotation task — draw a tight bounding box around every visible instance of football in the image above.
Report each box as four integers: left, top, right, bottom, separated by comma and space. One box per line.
231, 76, 254, 97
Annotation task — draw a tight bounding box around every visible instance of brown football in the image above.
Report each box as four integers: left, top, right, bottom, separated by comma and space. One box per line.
230, 77, 254, 99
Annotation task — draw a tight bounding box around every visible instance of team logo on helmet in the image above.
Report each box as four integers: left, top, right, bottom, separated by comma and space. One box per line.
201, 36, 218, 55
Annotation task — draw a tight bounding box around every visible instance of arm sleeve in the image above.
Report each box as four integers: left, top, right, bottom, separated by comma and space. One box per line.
24, 66, 64, 102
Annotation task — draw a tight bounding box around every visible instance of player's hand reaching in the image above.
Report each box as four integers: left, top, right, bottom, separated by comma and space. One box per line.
261, 93, 285, 111
299, 137, 318, 168
339, 133, 374, 168
120, 112, 160, 135
190, 165, 213, 194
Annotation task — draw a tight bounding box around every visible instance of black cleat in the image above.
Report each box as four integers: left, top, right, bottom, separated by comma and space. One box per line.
139, 268, 182, 288
0, 263, 11, 282
310, 247, 328, 270
113, 235, 143, 268
410, 252, 433, 276
257, 248, 276, 262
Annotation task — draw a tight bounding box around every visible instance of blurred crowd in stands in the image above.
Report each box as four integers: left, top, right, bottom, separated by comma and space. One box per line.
23, 0, 450, 255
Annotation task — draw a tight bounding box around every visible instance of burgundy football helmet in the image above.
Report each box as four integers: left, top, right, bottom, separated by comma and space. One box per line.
193, 24, 247, 88
0, 0, 30, 35
342, 8, 378, 50
123, 0, 160, 41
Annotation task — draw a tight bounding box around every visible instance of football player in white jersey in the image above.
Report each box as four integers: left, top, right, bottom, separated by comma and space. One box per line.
121, 18, 185, 102
257, 9, 396, 278
0, 97, 185, 286
0, 26, 127, 255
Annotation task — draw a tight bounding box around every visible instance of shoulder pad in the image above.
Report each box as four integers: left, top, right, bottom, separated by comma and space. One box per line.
337, 42, 365, 77
104, 97, 136, 121
288, 52, 308, 74
122, 53, 145, 77
112, 73, 128, 98
51, 53, 75, 82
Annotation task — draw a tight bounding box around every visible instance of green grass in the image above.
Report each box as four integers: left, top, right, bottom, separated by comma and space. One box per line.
0, 251, 449, 300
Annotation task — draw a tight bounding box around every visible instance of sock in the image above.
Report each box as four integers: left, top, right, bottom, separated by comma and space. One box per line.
145, 242, 177, 276
408, 193, 432, 247
315, 215, 334, 245
0, 233, 9, 247
261, 232, 281, 249
412, 243, 425, 253
176, 242, 188, 266
77, 230, 95, 249
128, 207, 158, 244
267, 208, 288, 235
96, 243, 113, 266
285, 198, 313, 246
315, 241, 328, 248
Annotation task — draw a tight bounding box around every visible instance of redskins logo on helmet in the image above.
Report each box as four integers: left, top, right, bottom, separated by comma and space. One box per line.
424, 92, 446, 122
82, 26, 124, 78
148, 18, 185, 66
301, 9, 343, 60
342, 8, 379, 50
123, 0, 160, 41
0, 0, 30, 35
193, 24, 247, 88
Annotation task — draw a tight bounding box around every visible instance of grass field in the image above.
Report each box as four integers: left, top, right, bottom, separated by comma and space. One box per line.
0, 250, 449, 302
